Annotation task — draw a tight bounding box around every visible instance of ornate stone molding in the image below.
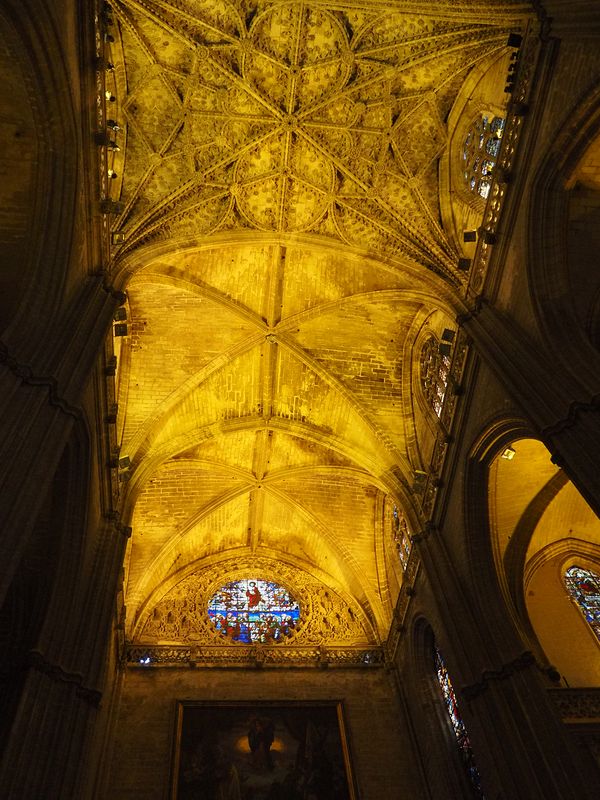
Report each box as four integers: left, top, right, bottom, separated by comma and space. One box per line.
467, 24, 540, 297
126, 643, 383, 668
461, 650, 536, 700
547, 688, 600, 721
541, 394, 600, 439
0, 341, 83, 420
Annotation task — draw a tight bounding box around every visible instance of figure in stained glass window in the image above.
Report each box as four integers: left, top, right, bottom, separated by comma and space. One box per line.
208, 579, 300, 644
463, 115, 505, 199
392, 505, 412, 569
564, 566, 600, 642
434, 646, 486, 799
420, 335, 451, 418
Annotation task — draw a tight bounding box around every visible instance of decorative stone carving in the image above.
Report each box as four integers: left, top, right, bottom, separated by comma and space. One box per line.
136, 556, 375, 646
547, 688, 600, 720
111, 1, 522, 282
126, 643, 384, 667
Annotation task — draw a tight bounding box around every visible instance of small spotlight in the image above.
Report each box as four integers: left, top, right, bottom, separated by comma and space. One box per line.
139, 656, 151, 665
107, 169, 118, 179
501, 446, 516, 460
107, 119, 121, 131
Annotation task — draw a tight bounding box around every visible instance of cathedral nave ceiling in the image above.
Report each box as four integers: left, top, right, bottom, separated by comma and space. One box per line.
107, 0, 528, 644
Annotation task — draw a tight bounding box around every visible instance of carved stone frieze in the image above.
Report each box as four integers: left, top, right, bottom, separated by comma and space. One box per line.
547, 688, 600, 720
135, 555, 375, 647
126, 643, 384, 667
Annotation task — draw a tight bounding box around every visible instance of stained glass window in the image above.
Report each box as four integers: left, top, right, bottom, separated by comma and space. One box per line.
463, 115, 505, 199
434, 646, 486, 799
564, 566, 600, 641
208, 579, 300, 644
420, 335, 451, 418
392, 505, 412, 569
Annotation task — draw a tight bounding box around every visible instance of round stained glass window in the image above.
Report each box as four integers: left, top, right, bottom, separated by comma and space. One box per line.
208, 579, 300, 643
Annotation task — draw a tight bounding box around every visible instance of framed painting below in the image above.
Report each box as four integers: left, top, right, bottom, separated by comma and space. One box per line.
171, 700, 358, 800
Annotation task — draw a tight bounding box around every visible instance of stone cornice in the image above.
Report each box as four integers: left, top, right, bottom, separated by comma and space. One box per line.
0, 341, 83, 420
126, 643, 383, 669
27, 650, 102, 707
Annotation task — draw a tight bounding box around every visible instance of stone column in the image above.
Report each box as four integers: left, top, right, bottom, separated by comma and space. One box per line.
414, 530, 599, 800
0, 515, 129, 798
0, 277, 120, 603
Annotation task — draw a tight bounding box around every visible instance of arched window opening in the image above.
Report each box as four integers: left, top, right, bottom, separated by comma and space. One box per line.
564, 566, 600, 643
463, 115, 505, 199
434, 646, 486, 799
208, 579, 300, 643
420, 333, 453, 418
392, 505, 412, 569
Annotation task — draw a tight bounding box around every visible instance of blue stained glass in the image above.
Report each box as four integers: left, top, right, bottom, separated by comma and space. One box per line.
435, 647, 486, 799
485, 139, 500, 157
564, 566, 600, 641
490, 117, 505, 135
208, 579, 300, 643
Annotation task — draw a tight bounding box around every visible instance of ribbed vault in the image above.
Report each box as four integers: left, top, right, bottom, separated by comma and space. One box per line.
110, 0, 529, 646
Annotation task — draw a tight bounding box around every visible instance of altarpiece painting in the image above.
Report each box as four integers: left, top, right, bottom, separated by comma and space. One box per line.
171, 701, 357, 800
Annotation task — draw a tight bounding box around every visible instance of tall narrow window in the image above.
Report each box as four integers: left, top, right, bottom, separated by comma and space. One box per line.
463, 115, 505, 199
420, 335, 451, 418
392, 505, 412, 569
434, 646, 486, 799
564, 566, 600, 642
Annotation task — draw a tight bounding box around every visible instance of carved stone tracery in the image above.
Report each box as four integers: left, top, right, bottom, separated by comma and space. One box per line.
135, 556, 375, 646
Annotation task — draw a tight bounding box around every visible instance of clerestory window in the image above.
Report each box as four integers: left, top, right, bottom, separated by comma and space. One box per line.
420, 335, 451, 418
434, 645, 486, 798
392, 505, 412, 570
462, 115, 505, 199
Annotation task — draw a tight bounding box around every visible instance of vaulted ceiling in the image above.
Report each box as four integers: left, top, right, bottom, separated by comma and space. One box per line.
107, 0, 529, 648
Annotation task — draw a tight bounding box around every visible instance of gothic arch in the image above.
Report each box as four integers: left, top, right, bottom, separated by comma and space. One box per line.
524, 540, 600, 686
464, 416, 548, 658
